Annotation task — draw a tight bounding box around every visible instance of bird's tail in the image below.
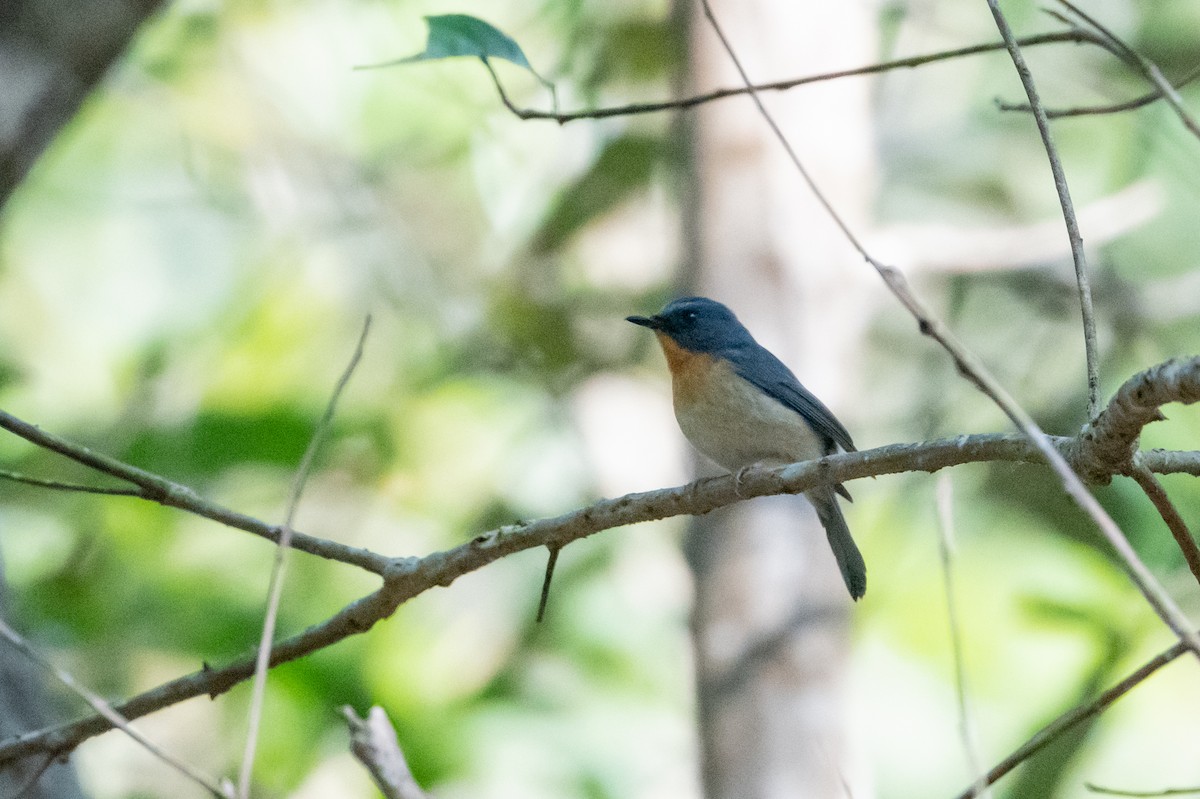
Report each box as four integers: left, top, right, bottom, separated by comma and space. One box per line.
808, 489, 867, 600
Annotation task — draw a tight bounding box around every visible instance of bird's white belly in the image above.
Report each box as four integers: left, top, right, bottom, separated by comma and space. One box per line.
672, 365, 825, 472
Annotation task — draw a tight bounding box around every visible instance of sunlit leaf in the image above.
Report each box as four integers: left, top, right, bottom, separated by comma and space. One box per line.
359, 14, 548, 86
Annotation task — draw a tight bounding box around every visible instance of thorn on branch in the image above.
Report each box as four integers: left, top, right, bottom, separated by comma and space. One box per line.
536, 545, 561, 623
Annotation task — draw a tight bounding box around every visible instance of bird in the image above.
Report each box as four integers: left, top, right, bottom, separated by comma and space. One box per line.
627, 296, 866, 600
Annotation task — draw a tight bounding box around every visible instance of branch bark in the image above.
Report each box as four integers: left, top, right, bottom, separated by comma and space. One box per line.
342, 707, 429, 799
1067, 357, 1200, 484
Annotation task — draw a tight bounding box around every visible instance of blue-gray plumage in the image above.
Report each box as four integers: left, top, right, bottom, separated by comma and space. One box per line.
628, 296, 865, 599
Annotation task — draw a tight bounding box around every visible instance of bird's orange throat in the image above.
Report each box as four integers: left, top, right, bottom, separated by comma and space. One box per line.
654, 332, 719, 407
654, 332, 692, 372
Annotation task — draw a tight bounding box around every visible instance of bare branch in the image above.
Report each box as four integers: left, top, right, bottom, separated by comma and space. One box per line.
997, 11, 1200, 127
1057, 1, 1200, 141
0, 470, 140, 496
1130, 464, 1200, 587
0, 585, 400, 766
952, 638, 1188, 799
985, 0, 1100, 419
1, 356, 1199, 765
238, 316, 371, 797
1143, 449, 1200, 477
1085, 783, 1200, 797
343, 706, 429, 799
479, 31, 1095, 123
0, 423, 1198, 764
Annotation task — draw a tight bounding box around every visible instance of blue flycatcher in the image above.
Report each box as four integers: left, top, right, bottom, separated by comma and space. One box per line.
628, 296, 866, 599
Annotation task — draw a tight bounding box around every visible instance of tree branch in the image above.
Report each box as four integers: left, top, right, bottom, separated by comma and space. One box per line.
0, 586, 402, 765
1129, 464, 1200, 587
997, 6, 1200, 123
480, 31, 1097, 123
976, 0, 1200, 670
985, 0, 1100, 419
1067, 357, 1200, 484
1055, 2, 1200, 141
342, 706, 429, 799
1, 356, 1198, 765
0, 470, 140, 496
2, 437, 1198, 765
952, 637, 1188, 799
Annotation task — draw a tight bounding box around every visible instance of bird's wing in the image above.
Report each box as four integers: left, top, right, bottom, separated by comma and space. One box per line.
728, 343, 856, 454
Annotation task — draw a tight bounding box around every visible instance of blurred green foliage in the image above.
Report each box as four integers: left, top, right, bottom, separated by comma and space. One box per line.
0, 0, 1199, 798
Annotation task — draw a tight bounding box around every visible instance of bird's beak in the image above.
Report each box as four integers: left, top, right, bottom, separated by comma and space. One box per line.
626, 314, 663, 330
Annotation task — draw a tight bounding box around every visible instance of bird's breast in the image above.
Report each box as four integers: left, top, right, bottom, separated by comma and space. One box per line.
655, 334, 823, 471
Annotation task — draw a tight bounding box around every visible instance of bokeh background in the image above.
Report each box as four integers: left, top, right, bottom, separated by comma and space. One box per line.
2, 0, 1200, 797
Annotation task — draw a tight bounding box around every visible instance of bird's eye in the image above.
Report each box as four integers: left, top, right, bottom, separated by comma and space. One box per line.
684, 311, 697, 321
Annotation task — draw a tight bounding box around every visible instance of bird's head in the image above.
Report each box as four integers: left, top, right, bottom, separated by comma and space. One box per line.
627, 296, 751, 354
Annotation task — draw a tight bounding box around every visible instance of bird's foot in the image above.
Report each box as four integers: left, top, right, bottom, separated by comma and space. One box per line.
732, 465, 755, 498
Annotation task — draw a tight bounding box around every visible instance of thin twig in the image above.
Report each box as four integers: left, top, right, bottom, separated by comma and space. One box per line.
0, 615, 232, 798
237, 316, 371, 798
0, 469, 141, 496
1085, 783, 1200, 797
1129, 464, 1200, 586
479, 31, 1096, 123
985, 0, 1101, 419
1057, 1, 1200, 141
998, 91, 1156, 118
935, 476, 991, 799
951, 637, 1188, 799
0, 410, 389, 574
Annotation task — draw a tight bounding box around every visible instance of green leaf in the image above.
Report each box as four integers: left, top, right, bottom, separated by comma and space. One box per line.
359, 14, 547, 84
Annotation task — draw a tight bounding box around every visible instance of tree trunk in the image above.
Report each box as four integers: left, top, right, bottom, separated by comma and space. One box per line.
681, 1, 878, 796
0, 0, 164, 212
1, 2, 162, 793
